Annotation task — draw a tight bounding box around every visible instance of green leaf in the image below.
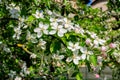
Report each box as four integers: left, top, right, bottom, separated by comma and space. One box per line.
15, 59, 18, 63
50, 42, 54, 53
65, 33, 70, 39
90, 55, 97, 66
50, 40, 61, 53
27, 15, 35, 22
33, 0, 37, 5
76, 73, 82, 80
29, 66, 34, 72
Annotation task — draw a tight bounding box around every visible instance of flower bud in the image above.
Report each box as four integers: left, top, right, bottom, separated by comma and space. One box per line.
101, 46, 107, 52
85, 38, 91, 45
109, 43, 116, 49
95, 74, 100, 78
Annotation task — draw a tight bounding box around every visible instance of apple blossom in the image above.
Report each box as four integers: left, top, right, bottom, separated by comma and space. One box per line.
33, 10, 44, 19
52, 54, 64, 60
13, 25, 22, 39
26, 31, 38, 43
34, 22, 49, 38
80, 47, 93, 60
66, 51, 81, 65
93, 38, 106, 47
67, 42, 80, 52
49, 22, 67, 37
37, 39, 46, 50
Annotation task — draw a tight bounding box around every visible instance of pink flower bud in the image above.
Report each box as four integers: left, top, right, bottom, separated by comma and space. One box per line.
95, 74, 100, 78
85, 38, 91, 45
109, 43, 116, 49
101, 46, 107, 52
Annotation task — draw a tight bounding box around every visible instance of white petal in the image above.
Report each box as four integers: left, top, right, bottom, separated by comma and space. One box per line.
68, 42, 73, 46
88, 51, 93, 55
75, 43, 80, 49
44, 24, 49, 29
58, 31, 64, 37
80, 47, 87, 53
49, 30, 56, 35
39, 22, 44, 28
68, 46, 72, 50
37, 32, 42, 38
51, 22, 58, 29
71, 48, 76, 52
66, 57, 72, 62
43, 30, 48, 34
34, 28, 40, 32
58, 25, 63, 29
81, 54, 86, 60
64, 24, 69, 28
50, 18, 55, 22
94, 40, 99, 46
73, 59, 79, 65
63, 18, 67, 22
99, 39, 105, 45
76, 56, 81, 60
60, 28, 67, 33
59, 55, 64, 60
31, 39, 38, 43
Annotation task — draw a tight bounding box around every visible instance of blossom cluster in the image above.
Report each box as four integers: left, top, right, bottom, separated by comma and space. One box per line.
0, 1, 119, 80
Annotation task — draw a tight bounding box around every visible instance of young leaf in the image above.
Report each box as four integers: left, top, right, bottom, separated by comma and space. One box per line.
76, 73, 82, 80
90, 55, 97, 66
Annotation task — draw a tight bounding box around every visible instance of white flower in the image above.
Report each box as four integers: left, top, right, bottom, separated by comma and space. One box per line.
93, 38, 106, 47
50, 17, 63, 25
66, 51, 81, 65
9, 6, 20, 18
0, 41, 2, 44
74, 24, 84, 35
37, 39, 46, 49
14, 76, 22, 80
8, 70, 16, 78
63, 18, 74, 31
86, 31, 97, 39
33, 10, 44, 19
3, 47, 11, 53
67, 42, 80, 52
13, 25, 22, 39
80, 47, 93, 60
49, 22, 67, 37
52, 54, 64, 60
21, 62, 30, 75
34, 22, 49, 38
46, 10, 52, 15
30, 54, 37, 59
26, 31, 37, 43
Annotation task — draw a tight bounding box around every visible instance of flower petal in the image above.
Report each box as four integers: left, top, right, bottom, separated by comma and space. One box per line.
37, 32, 42, 38
49, 30, 56, 35
81, 54, 86, 60
66, 57, 72, 62
73, 59, 79, 65
58, 31, 64, 37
